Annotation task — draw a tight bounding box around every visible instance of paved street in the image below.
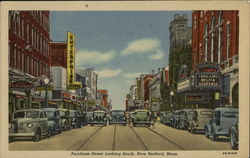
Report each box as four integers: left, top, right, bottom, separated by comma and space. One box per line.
9, 122, 231, 151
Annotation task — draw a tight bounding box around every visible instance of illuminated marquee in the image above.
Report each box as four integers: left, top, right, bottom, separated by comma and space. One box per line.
67, 32, 82, 89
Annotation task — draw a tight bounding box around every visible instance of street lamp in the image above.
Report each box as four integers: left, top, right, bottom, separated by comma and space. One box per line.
44, 77, 49, 108
170, 90, 174, 111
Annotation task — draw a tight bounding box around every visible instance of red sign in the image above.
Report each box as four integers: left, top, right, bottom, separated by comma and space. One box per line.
10, 81, 33, 88
62, 92, 71, 99
199, 67, 217, 72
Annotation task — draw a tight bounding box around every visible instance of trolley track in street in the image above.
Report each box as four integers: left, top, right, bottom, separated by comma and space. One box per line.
146, 127, 185, 150
128, 124, 148, 150
69, 126, 103, 151
112, 125, 117, 150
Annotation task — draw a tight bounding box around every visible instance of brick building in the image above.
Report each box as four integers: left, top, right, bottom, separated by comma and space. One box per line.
8, 11, 51, 118
192, 11, 239, 107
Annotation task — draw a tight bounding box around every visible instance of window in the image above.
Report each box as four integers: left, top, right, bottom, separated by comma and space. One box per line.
13, 46, 16, 68
218, 11, 223, 64
210, 16, 215, 62
193, 17, 197, 29
26, 23, 29, 43
21, 52, 24, 71
226, 22, 231, 60
204, 23, 209, 62
30, 57, 33, 75
16, 48, 20, 68
36, 60, 39, 76
26, 55, 29, 73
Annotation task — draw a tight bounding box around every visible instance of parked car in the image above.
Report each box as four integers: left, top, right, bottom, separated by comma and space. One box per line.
205, 107, 238, 141
86, 111, 93, 125
90, 110, 108, 126
58, 108, 71, 130
9, 109, 51, 142
109, 110, 127, 126
76, 111, 87, 126
188, 108, 213, 134
171, 110, 182, 128
229, 122, 238, 150
131, 110, 151, 127
164, 111, 174, 126
178, 109, 194, 130
42, 108, 62, 134
69, 110, 79, 128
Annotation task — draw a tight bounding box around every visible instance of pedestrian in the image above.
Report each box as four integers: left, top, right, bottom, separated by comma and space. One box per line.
150, 111, 156, 128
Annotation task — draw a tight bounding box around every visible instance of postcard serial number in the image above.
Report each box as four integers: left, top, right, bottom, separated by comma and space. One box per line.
222, 152, 237, 155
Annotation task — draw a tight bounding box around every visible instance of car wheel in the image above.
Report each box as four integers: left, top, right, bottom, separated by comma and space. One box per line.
230, 132, 238, 150
33, 129, 41, 142
123, 123, 126, 126
191, 126, 195, 134
205, 128, 209, 138
47, 129, 51, 138
133, 123, 136, 127
91, 124, 93, 126
148, 124, 150, 127
211, 129, 217, 141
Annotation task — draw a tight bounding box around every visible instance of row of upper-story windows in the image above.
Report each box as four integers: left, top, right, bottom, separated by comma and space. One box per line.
9, 11, 50, 58
193, 11, 236, 64
9, 42, 49, 77
30, 11, 50, 32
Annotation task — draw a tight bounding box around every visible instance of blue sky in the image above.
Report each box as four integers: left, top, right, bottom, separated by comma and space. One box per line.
50, 11, 191, 110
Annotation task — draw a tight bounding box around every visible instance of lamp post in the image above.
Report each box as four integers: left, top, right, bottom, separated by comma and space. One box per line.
170, 90, 174, 111
44, 77, 49, 108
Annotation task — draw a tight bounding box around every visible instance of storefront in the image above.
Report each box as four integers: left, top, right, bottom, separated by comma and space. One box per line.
9, 90, 28, 120
177, 63, 222, 108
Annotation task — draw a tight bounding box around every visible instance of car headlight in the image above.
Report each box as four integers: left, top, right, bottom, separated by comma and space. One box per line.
9, 124, 13, 129
27, 122, 33, 128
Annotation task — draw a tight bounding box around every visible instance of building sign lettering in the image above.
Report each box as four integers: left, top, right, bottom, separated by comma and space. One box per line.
197, 74, 219, 87
66, 32, 82, 89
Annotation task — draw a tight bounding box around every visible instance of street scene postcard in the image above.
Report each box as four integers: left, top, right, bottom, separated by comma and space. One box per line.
0, 1, 249, 158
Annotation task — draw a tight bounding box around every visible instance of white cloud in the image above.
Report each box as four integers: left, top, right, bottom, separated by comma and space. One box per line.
147, 49, 164, 60
121, 38, 161, 56
96, 68, 122, 78
76, 50, 115, 66
122, 72, 142, 78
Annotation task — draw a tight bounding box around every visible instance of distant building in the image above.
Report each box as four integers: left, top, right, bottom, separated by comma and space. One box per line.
76, 68, 98, 101
97, 89, 109, 110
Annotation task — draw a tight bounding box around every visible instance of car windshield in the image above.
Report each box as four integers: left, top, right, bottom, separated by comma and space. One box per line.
200, 111, 212, 117
59, 111, 66, 116
94, 112, 105, 117
69, 111, 76, 117
135, 111, 148, 115
87, 112, 93, 117
13, 112, 25, 119
45, 111, 55, 118
111, 111, 124, 116
222, 112, 238, 118
26, 111, 39, 118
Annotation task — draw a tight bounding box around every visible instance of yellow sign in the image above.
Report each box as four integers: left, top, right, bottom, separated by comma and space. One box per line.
34, 86, 53, 91
87, 100, 96, 106
215, 93, 220, 100
66, 32, 82, 90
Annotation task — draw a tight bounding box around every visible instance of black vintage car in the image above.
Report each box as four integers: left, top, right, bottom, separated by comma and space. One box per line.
90, 110, 108, 126
109, 110, 127, 126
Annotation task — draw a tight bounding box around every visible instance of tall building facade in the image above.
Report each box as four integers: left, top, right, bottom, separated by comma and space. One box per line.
76, 68, 98, 101
9, 11, 51, 118
169, 14, 192, 90
192, 11, 239, 107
